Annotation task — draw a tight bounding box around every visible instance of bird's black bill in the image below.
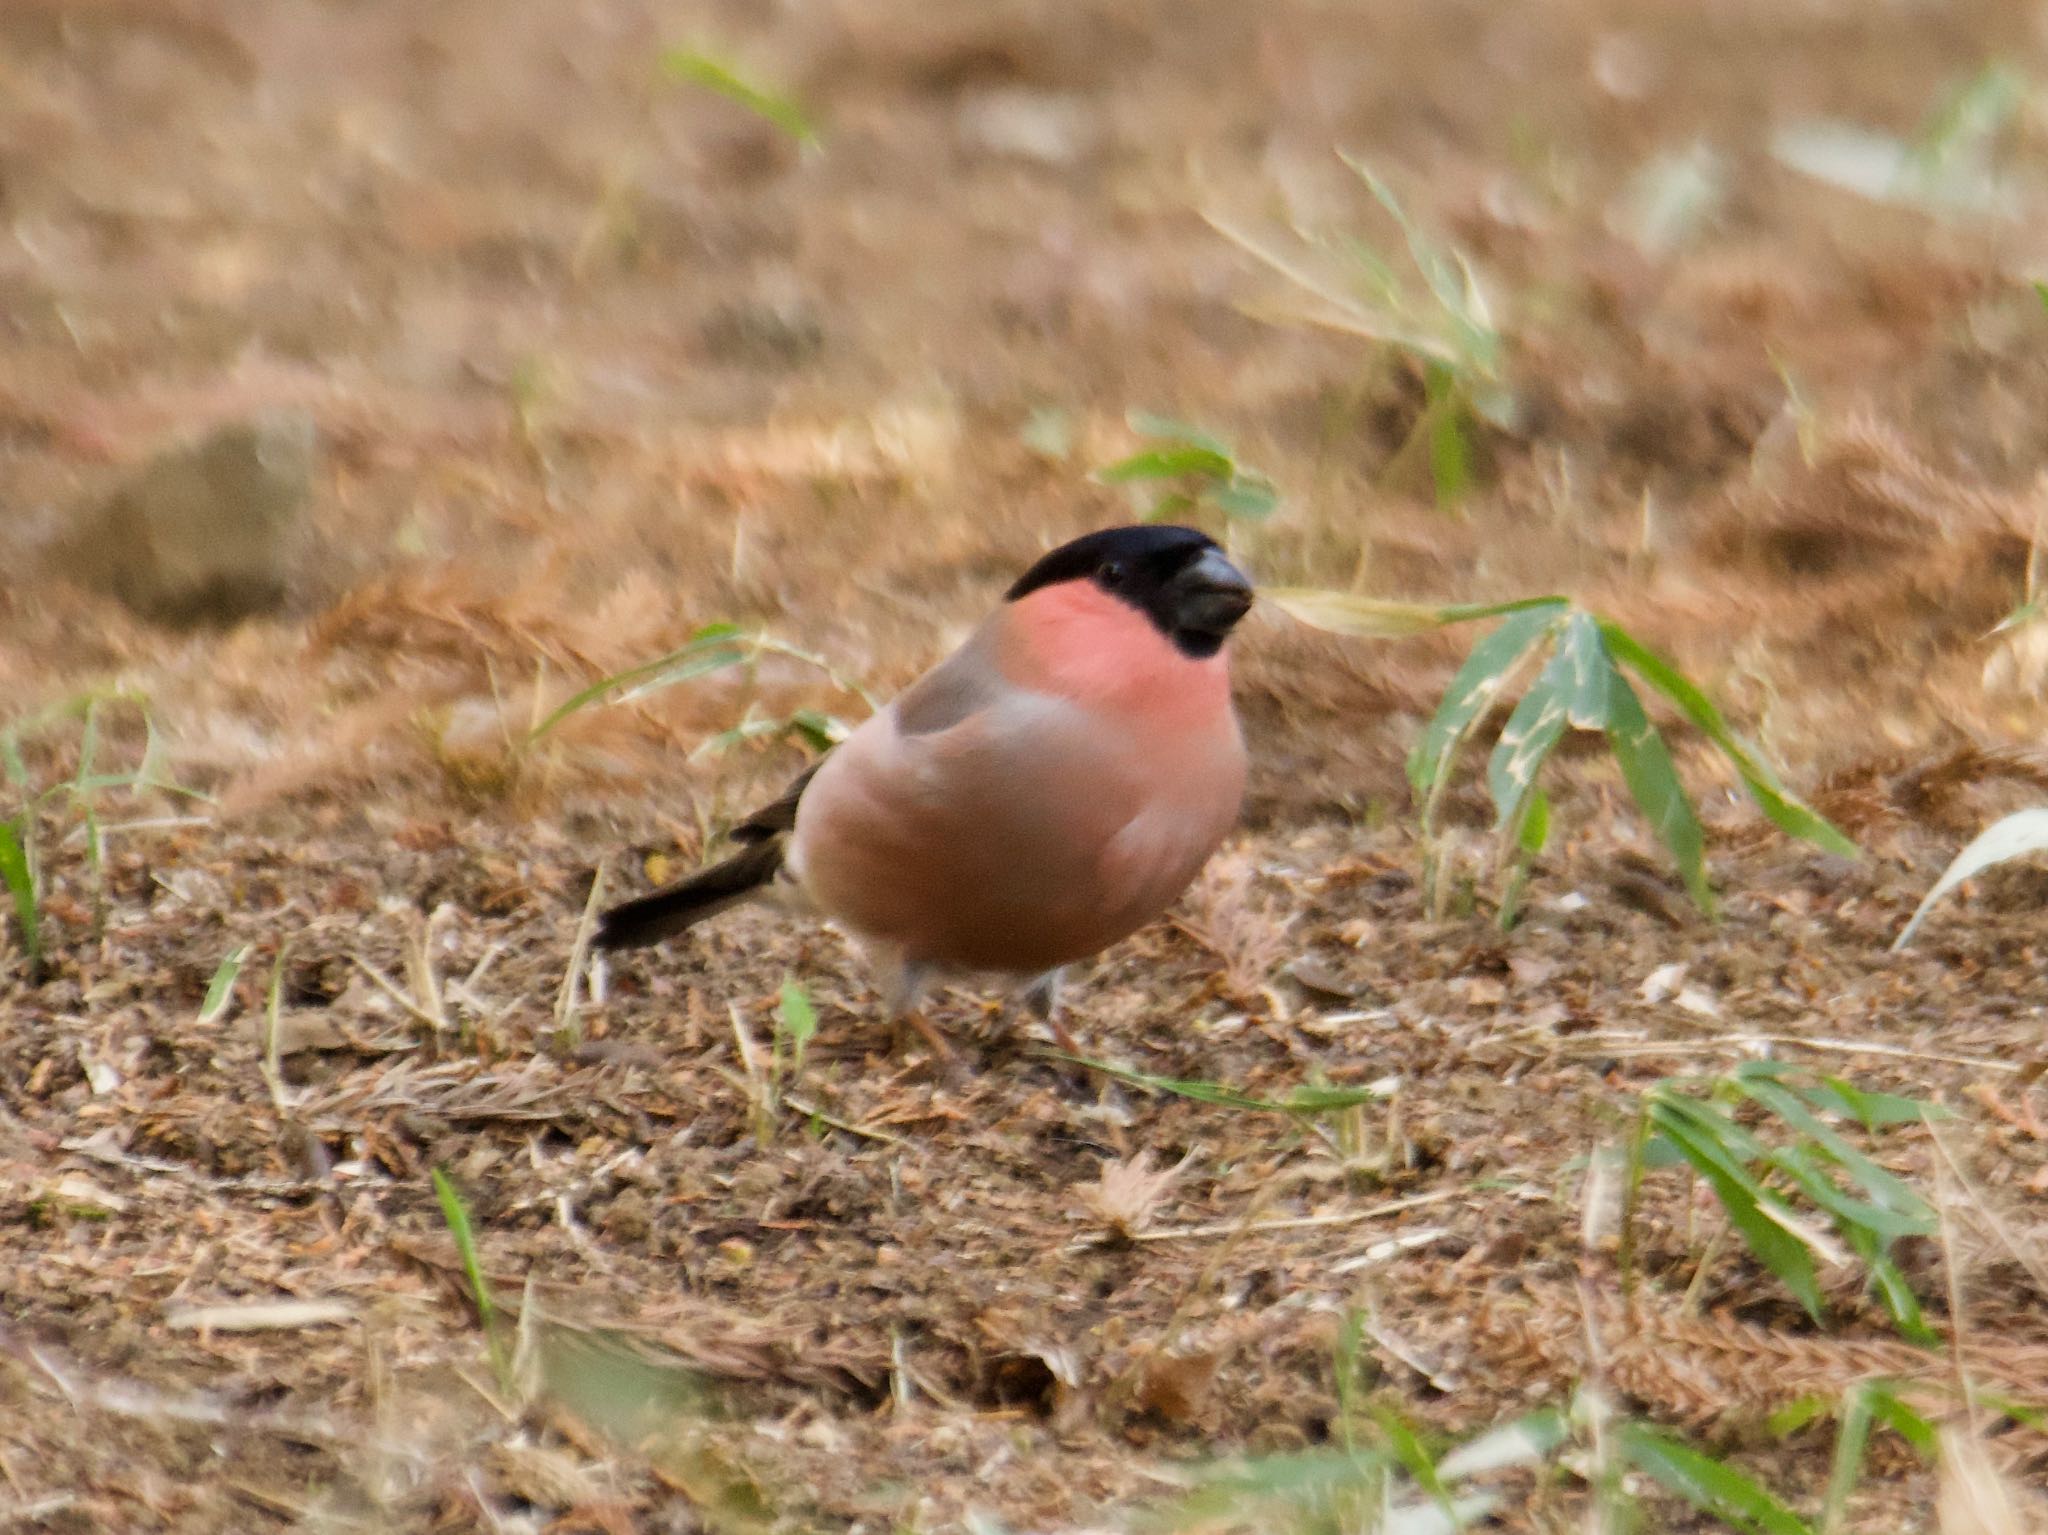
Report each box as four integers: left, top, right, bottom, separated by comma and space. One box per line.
1168, 547, 1254, 651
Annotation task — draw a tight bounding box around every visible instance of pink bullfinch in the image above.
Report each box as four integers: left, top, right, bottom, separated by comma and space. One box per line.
593, 524, 1254, 1060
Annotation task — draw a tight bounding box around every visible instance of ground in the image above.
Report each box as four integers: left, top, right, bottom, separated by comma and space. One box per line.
3, 1, 2048, 1530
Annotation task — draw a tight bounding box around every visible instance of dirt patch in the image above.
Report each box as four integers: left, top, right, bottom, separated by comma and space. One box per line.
6, 0, 2048, 1529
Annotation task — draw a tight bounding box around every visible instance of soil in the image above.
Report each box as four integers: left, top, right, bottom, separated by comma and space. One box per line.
4, 2, 2048, 1530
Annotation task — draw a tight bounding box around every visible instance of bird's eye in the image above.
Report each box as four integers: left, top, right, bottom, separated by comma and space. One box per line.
1098, 561, 1126, 587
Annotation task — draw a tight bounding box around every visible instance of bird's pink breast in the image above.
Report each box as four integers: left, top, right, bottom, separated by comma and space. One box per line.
999, 581, 1234, 730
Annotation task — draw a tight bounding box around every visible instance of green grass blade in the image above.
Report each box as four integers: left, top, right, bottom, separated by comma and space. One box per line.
1057, 1054, 1391, 1115
1554, 611, 1614, 728
198, 944, 251, 1025
659, 49, 817, 143
1599, 620, 1856, 858
528, 624, 749, 741
1603, 665, 1714, 915
1267, 590, 1566, 643
431, 1167, 497, 1333
1651, 1093, 1770, 1175
1618, 1423, 1815, 1535
0, 817, 38, 971
1402, 603, 1568, 794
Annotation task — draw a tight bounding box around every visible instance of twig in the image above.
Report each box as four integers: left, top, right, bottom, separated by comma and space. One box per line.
1573, 1033, 2021, 1074
555, 861, 605, 1042
350, 956, 451, 1033
781, 1093, 903, 1145
1108, 1188, 1465, 1245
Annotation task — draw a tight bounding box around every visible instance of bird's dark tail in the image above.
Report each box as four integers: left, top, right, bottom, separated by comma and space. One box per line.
593, 839, 785, 950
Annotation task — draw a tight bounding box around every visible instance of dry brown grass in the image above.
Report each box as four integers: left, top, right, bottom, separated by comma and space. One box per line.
6, 0, 2048, 1529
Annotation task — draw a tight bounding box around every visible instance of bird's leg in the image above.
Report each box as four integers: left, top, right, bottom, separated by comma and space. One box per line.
1020, 967, 1081, 1055
877, 954, 956, 1068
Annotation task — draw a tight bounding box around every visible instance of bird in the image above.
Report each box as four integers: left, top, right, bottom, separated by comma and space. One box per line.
592, 524, 1254, 1062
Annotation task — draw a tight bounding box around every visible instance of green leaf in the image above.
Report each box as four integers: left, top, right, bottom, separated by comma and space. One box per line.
0, 818, 37, 971
1733, 1076, 1935, 1228
1057, 1054, 1393, 1116
1403, 604, 1569, 795
1211, 478, 1280, 521
1372, 1404, 1451, 1515
198, 944, 251, 1025
1604, 666, 1714, 915
1863, 1382, 1939, 1458
1766, 1394, 1833, 1438
1764, 1142, 1931, 1243
659, 49, 817, 143
1423, 362, 1471, 507
1267, 590, 1566, 642
1805, 1075, 1946, 1130
1599, 621, 1856, 859
1894, 807, 2048, 949
1651, 1100, 1825, 1320
1486, 667, 1568, 828
1094, 445, 1236, 486
1860, 1242, 1937, 1344
777, 981, 817, 1073
1619, 1423, 1815, 1535
1485, 611, 1610, 829
431, 1167, 497, 1333
529, 624, 749, 741
1143, 490, 1197, 523
1517, 787, 1551, 855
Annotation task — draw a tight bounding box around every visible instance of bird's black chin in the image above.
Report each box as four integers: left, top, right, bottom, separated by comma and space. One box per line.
1171, 628, 1228, 660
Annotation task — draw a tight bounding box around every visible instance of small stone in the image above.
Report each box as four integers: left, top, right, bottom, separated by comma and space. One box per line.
60, 410, 317, 626
955, 88, 1098, 167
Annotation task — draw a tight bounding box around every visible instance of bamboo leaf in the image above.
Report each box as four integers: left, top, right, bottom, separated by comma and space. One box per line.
1893, 807, 2048, 949
1267, 590, 1566, 642
1486, 670, 1567, 827
1618, 1422, 1817, 1535
1400, 604, 1568, 800
1600, 620, 1856, 858
1604, 666, 1714, 915
1094, 446, 1236, 485
1652, 1102, 1826, 1319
